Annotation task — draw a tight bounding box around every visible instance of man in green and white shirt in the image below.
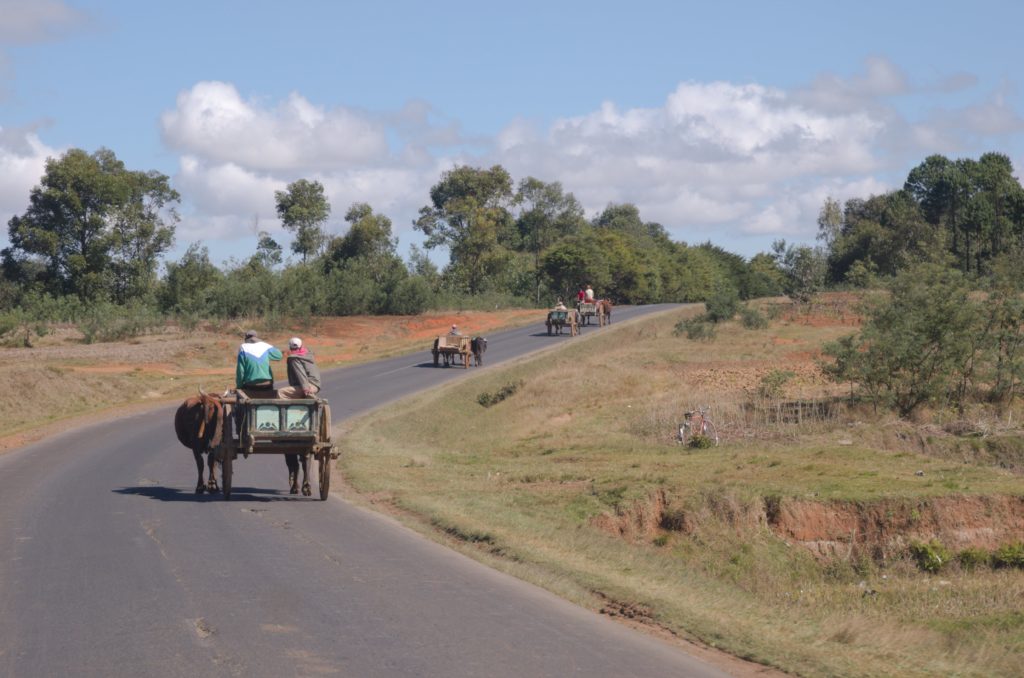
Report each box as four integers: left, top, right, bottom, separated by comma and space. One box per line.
235, 330, 282, 395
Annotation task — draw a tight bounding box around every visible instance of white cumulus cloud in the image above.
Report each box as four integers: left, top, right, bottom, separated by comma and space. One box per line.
0, 125, 60, 231
158, 56, 1024, 259
161, 82, 390, 172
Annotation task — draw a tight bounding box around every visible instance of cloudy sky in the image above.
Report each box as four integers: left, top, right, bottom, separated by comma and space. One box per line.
2, 0, 1023, 266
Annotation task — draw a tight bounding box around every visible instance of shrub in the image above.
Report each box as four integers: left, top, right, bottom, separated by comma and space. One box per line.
478, 380, 524, 408
0, 312, 19, 337
956, 547, 991, 571
821, 264, 982, 417
991, 542, 1024, 569
758, 370, 795, 399
387, 276, 433, 315
909, 539, 951, 573
687, 434, 715, 449
79, 302, 163, 344
674, 315, 717, 341
740, 307, 769, 330
704, 282, 740, 322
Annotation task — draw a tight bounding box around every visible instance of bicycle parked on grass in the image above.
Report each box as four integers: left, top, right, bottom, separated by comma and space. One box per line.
678, 406, 719, 447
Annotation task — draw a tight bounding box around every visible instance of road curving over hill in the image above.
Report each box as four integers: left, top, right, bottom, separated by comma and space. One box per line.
0, 304, 743, 678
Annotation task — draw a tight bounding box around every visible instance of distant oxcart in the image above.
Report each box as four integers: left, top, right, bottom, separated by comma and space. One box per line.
546, 309, 579, 336
433, 334, 470, 367
577, 299, 612, 326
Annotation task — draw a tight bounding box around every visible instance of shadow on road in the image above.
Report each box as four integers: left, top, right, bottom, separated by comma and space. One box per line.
413, 362, 470, 369
114, 486, 309, 503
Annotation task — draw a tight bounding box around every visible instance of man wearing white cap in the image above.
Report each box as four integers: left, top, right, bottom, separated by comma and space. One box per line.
277, 336, 322, 399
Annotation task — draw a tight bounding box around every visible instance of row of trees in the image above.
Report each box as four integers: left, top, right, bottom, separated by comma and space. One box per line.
818, 152, 1024, 285
1, 148, 803, 320
4, 147, 1023, 327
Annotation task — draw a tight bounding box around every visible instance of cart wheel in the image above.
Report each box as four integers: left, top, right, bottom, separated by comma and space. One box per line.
222, 451, 233, 500
318, 404, 333, 501
320, 404, 332, 442
318, 455, 332, 500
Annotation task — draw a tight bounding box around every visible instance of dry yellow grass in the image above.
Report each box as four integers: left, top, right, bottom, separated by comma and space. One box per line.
0, 310, 539, 452
341, 304, 1024, 677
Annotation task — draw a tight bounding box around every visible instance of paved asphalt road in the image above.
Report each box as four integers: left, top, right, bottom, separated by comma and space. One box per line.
0, 303, 734, 678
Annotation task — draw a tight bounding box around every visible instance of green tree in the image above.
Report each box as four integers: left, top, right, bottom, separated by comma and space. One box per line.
107, 170, 178, 304
275, 179, 330, 263
328, 202, 397, 264
772, 240, 827, 303
415, 165, 515, 294
673, 245, 732, 302
6, 148, 179, 302
744, 252, 785, 298
515, 177, 585, 303
827, 191, 942, 284
253, 231, 283, 269
904, 153, 1024, 276
159, 243, 222, 316
407, 244, 440, 284
816, 196, 843, 250
540, 232, 611, 300
822, 264, 982, 416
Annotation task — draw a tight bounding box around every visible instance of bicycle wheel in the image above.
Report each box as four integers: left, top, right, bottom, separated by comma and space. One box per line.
700, 420, 719, 446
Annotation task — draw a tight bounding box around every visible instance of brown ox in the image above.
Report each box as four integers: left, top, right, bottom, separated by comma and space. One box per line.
173, 389, 225, 494
597, 299, 613, 324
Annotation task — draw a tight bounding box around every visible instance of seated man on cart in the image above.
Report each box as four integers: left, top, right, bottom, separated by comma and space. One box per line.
235, 330, 282, 397
278, 336, 322, 400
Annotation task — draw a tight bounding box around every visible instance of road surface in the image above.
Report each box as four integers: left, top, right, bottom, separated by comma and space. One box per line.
0, 304, 736, 677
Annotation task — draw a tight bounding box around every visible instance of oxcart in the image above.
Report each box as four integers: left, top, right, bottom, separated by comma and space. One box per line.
432, 334, 471, 367
546, 309, 579, 336
216, 393, 336, 500
576, 301, 606, 327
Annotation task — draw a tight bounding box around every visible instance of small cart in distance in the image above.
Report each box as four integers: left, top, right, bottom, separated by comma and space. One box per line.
432, 334, 471, 367
576, 301, 605, 327
546, 309, 578, 336
217, 394, 336, 500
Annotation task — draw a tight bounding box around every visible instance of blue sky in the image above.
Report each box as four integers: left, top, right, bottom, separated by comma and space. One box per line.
2, 0, 1023, 267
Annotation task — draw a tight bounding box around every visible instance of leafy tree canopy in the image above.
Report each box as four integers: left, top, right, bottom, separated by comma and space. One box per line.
275, 178, 330, 262
5, 147, 178, 302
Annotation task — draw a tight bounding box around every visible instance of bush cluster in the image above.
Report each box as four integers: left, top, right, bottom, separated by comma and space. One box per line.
908, 539, 1024, 573
687, 434, 716, 449
477, 380, 524, 408
823, 261, 1024, 417
673, 315, 717, 341
757, 370, 795, 400
740, 306, 769, 330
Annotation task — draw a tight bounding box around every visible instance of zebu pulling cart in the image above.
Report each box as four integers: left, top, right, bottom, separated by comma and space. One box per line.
216, 393, 336, 500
